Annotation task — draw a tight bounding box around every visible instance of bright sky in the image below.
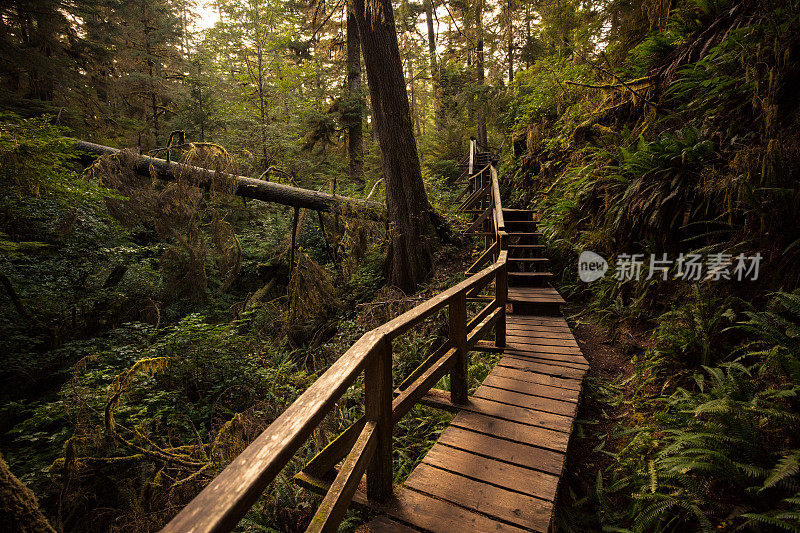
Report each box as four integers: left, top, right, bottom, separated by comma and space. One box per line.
193, 1, 219, 32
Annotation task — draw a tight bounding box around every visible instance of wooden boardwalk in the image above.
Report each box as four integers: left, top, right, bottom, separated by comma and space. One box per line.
359, 147, 587, 532
361, 312, 587, 532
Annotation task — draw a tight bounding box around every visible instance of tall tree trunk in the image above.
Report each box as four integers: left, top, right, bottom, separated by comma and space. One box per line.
475, 0, 487, 147
408, 57, 422, 138
352, 0, 440, 292
507, 0, 514, 83
346, 6, 364, 187
424, 0, 442, 130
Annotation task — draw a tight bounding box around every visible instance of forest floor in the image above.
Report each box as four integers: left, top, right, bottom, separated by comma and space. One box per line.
555, 313, 650, 529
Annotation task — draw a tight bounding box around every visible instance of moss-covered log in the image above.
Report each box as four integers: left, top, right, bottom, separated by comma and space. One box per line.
73, 140, 386, 221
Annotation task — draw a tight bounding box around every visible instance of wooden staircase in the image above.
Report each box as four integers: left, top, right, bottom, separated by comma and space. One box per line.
461, 167, 564, 317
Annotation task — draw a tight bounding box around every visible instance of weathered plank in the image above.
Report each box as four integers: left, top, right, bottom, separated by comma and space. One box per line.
450, 411, 571, 451
162, 330, 384, 533
482, 373, 581, 402
404, 465, 552, 531
490, 365, 582, 391
420, 444, 560, 501
472, 384, 578, 417
436, 425, 565, 475
421, 389, 574, 433
497, 357, 586, 380
503, 351, 589, 369
383, 487, 530, 533
359, 516, 419, 533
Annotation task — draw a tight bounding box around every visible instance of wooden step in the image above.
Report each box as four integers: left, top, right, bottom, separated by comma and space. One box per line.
508, 271, 554, 287
502, 209, 535, 222
507, 287, 564, 315
509, 257, 549, 274
505, 220, 537, 228
509, 257, 548, 263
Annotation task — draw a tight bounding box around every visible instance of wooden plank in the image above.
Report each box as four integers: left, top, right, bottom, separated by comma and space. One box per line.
404, 465, 552, 532
465, 205, 493, 234
507, 288, 565, 304
466, 241, 499, 274
307, 422, 377, 532
383, 487, 530, 533
481, 374, 581, 402
450, 411, 570, 453
505, 326, 573, 337
473, 339, 505, 352
421, 444, 559, 501
490, 365, 582, 391
302, 418, 365, 478
504, 342, 584, 355
466, 307, 501, 350
436, 425, 565, 475
497, 357, 586, 380
503, 355, 588, 373
506, 315, 567, 324
466, 300, 498, 331
396, 343, 450, 391
359, 516, 419, 533
495, 261, 507, 348
505, 334, 579, 348
473, 385, 578, 417
421, 389, 573, 433
506, 318, 569, 328
503, 350, 589, 369
505, 325, 570, 334
491, 167, 505, 231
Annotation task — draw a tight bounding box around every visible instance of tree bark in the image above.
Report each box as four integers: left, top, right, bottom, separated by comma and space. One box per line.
475, 0, 487, 147
346, 6, 364, 187
424, 0, 442, 130
0, 452, 55, 533
507, 0, 514, 83
351, 0, 440, 292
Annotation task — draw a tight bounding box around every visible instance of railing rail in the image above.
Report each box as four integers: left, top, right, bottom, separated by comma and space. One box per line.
162, 141, 506, 533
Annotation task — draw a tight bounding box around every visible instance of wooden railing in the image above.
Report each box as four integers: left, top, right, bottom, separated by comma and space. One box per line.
162, 141, 507, 533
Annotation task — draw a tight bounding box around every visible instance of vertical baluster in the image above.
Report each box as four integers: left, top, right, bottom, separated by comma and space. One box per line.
495, 260, 507, 348
449, 291, 468, 404
365, 338, 392, 501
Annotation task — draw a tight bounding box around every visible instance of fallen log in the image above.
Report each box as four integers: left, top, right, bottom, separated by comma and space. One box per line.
73, 140, 385, 221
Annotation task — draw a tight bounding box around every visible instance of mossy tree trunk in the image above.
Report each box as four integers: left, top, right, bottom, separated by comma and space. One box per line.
351, 0, 441, 292
0, 452, 55, 533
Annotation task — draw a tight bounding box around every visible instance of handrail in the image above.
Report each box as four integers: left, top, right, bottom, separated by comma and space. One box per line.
162, 142, 507, 533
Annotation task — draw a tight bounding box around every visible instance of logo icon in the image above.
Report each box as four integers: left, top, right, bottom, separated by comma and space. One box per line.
578, 251, 608, 282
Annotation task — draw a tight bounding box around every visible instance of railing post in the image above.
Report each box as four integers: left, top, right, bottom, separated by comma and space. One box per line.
495, 261, 507, 348
449, 291, 468, 404
365, 338, 392, 501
